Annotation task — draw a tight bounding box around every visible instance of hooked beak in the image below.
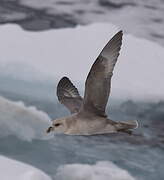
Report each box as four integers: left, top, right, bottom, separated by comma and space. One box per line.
46, 126, 54, 133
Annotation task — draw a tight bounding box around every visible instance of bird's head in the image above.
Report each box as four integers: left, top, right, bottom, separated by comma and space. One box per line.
46, 118, 67, 134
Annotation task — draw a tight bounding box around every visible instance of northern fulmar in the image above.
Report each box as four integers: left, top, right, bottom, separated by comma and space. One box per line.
47, 31, 138, 135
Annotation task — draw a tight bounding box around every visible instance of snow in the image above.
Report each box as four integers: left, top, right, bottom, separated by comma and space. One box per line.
0, 96, 52, 141
55, 161, 135, 180
0, 155, 51, 180
0, 23, 164, 101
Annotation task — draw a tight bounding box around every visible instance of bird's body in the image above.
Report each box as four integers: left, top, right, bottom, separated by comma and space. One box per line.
49, 113, 137, 135
47, 30, 138, 135
52, 114, 114, 135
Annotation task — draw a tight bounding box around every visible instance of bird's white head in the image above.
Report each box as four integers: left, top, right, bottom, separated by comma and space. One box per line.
46, 118, 67, 134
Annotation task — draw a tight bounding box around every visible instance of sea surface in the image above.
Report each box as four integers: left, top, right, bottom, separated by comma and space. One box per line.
0, 78, 163, 180
0, 0, 164, 180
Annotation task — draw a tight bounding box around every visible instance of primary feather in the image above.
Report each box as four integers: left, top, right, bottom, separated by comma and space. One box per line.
57, 77, 83, 113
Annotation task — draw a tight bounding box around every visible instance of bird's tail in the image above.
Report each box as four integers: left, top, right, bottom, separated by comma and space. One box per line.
115, 120, 138, 131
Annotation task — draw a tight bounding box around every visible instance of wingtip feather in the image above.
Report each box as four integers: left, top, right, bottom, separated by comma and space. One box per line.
100, 30, 123, 61
57, 76, 81, 102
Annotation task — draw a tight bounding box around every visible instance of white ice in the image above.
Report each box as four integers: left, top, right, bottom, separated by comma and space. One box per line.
0, 155, 51, 180
0, 23, 163, 101
55, 161, 135, 180
0, 96, 52, 141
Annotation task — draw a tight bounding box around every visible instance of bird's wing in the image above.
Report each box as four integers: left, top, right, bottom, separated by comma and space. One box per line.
57, 77, 83, 114
81, 31, 123, 117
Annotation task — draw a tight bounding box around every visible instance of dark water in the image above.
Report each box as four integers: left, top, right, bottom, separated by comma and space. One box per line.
0, 78, 163, 179
0, 0, 164, 46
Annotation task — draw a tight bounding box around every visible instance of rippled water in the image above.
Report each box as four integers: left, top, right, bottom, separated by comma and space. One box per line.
0, 82, 164, 180
0, 0, 164, 46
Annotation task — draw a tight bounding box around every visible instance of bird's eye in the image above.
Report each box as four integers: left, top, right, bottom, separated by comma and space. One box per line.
54, 123, 61, 127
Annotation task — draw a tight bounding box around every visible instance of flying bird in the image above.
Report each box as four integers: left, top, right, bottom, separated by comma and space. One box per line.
47, 31, 138, 135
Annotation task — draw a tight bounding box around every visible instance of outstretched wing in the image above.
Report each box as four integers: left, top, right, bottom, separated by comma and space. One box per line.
81, 31, 123, 117
57, 77, 83, 114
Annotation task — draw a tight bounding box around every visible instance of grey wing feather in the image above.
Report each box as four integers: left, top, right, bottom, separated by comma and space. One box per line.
81, 31, 123, 117
57, 77, 83, 114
